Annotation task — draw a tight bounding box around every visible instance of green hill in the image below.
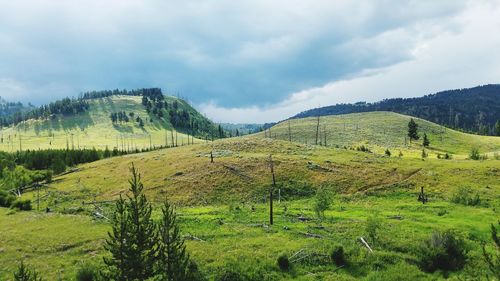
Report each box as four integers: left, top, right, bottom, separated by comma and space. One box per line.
266, 111, 500, 158
0, 95, 218, 151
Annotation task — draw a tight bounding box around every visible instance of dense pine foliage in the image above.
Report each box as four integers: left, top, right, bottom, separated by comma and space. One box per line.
293, 84, 500, 135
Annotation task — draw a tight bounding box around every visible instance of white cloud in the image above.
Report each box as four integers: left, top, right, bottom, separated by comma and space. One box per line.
199, 1, 500, 123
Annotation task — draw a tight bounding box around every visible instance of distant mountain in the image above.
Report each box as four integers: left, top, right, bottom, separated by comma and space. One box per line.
292, 84, 500, 135
219, 123, 263, 136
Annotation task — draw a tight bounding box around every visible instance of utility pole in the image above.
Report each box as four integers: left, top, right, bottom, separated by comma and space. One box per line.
269, 155, 276, 225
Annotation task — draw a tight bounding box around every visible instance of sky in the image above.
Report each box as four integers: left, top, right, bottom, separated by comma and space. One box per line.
1, 0, 500, 123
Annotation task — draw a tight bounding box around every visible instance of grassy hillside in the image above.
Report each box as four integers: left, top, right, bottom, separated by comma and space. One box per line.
0, 95, 209, 151
267, 111, 500, 157
1, 136, 498, 280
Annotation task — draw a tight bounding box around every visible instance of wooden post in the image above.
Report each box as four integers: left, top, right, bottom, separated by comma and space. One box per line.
269, 155, 276, 225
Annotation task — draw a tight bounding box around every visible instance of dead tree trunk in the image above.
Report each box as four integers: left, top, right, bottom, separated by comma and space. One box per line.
210, 151, 214, 163
269, 155, 276, 225
288, 120, 292, 142
315, 115, 320, 145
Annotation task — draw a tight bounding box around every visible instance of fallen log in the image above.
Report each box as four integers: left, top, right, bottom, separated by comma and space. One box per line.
359, 237, 373, 253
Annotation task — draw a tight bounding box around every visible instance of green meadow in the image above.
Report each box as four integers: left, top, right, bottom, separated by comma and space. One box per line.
2, 119, 498, 280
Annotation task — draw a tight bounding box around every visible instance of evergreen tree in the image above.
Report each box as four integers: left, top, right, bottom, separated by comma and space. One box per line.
14, 261, 43, 281
482, 222, 500, 279
422, 133, 430, 147
157, 200, 192, 281
495, 120, 500, 136
408, 119, 419, 142
103, 164, 157, 281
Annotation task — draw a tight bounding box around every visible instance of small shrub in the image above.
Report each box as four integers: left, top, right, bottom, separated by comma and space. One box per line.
421, 149, 428, 159
76, 263, 97, 281
444, 153, 452, 160
330, 245, 347, 266
417, 230, 468, 273
398, 151, 403, 158
313, 188, 331, 219
385, 149, 391, 157
277, 254, 290, 271
10, 199, 32, 211
451, 186, 480, 206
216, 268, 248, 281
469, 147, 480, 160
366, 214, 382, 244
0, 190, 15, 207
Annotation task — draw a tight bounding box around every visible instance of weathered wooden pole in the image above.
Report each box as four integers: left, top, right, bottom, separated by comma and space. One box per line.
269, 155, 276, 225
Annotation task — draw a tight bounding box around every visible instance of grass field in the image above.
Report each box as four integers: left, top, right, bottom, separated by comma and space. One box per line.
0, 95, 203, 152
0, 135, 497, 280
267, 112, 500, 158
1, 112, 499, 280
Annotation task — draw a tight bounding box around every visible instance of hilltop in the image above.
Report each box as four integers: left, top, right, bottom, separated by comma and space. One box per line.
0, 90, 222, 151
267, 111, 500, 158
293, 84, 500, 135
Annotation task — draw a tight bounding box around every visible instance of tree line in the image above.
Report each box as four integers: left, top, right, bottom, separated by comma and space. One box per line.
292, 84, 500, 135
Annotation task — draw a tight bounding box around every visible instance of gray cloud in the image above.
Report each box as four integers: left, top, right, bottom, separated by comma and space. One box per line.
0, 0, 492, 122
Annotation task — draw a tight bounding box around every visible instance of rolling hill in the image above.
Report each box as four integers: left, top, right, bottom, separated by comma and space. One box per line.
0, 94, 219, 152
293, 84, 500, 135
266, 111, 500, 157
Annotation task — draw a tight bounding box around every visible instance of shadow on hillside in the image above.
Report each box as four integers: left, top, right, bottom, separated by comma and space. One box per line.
112, 124, 134, 133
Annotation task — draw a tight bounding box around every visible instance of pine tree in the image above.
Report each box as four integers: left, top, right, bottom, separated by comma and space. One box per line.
14, 261, 43, 281
103, 164, 157, 281
408, 119, 419, 142
495, 120, 500, 136
157, 200, 192, 281
482, 222, 500, 279
422, 133, 430, 147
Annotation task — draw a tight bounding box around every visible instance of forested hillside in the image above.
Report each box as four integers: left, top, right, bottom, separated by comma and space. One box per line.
293, 84, 500, 135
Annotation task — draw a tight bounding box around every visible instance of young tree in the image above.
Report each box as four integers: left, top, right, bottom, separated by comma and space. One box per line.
157, 200, 192, 281
495, 120, 500, 136
103, 164, 157, 281
14, 261, 42, 281
482, 222, 500, 279
408, 119, 419, 143
422, 133, 430, 147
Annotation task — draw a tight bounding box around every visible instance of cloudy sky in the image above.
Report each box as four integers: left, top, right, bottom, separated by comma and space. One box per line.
1, 1, 500, 123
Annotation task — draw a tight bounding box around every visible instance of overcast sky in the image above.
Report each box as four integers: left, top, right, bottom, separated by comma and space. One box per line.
1, 1, 499, 123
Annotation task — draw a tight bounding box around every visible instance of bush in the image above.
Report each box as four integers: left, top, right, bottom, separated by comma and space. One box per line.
385, 149, 391, 157
469, 147, 480, 160
10, 199, 32, 211
417, 230, 468, 273
0, 190, 15, 207
216, 268, 248, 281
313, 188, 331, 219
366, 214, 381, 244
277, 254, 290, 271
76, 264, 98, 281
330, 245, 346, 266
451, 186, 480, 206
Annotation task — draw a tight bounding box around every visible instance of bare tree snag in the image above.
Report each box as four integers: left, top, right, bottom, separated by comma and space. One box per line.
269, 155, 276, 225
315, 115, 320, 145
288, 120, 292, 142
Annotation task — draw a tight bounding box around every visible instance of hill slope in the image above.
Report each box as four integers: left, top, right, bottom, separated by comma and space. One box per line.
267, 111, 500, 157
0, 95, 217, 151
293, 84, 500, 135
